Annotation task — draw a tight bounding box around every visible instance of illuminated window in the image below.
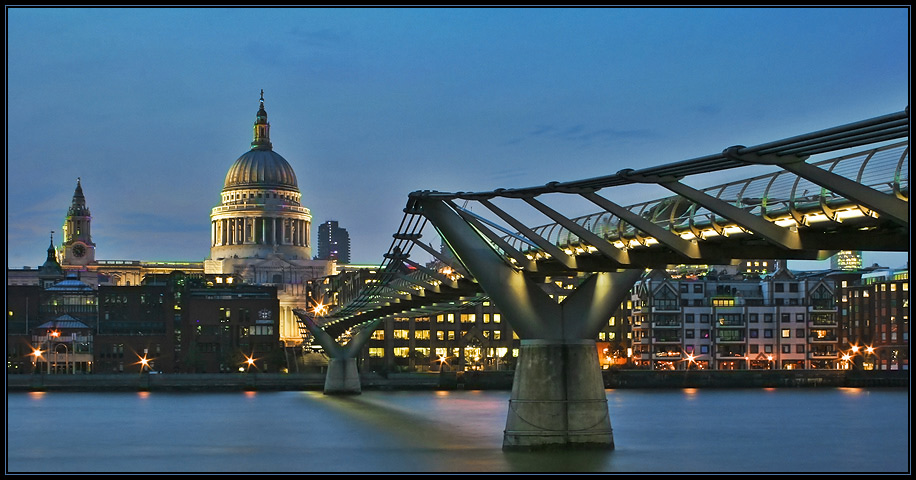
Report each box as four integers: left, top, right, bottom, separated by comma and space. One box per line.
393, 330, 409, 339
393, 348, 409, 357
493, 331, 501, 340
447, 331, 455, 340
371, 330, 384, 340
369, 348, 384, 358
436, 331, 444, 340
493, 314, 501, 323
781, 329, 791, 338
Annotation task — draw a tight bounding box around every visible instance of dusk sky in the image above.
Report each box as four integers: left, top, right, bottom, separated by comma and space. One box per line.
6, 7, 909, 271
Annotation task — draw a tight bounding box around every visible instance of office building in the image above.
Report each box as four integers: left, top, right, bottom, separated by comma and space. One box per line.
316, 220, 351, 264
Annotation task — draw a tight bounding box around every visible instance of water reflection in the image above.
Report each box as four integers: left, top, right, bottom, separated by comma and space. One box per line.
6, 388, 908, 473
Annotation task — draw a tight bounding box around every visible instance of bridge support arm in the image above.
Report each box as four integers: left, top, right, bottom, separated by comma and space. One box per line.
725, 147, 908, 226
420, 198, 559, 339
293, 309, 382, 395
581, 191, 701, 260
780, 161, 908, 226
293, 309, 344, 357
660, 181, 802, 250
563, 269, 645, 339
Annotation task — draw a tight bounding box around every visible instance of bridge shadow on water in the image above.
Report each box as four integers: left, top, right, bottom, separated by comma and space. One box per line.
298, 390, 616, 473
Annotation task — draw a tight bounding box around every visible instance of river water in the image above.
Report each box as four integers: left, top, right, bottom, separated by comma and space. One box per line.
6, 388, 909, 473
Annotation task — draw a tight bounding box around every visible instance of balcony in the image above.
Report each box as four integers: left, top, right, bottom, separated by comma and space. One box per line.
808, 334, 838, 343
652, 304, 681, 313
715, 350, 747, 359
809, 351, 839, 359
808, 319, 838, 328
653, 351, 683, 359
808, 303, 838, 313
715, 335, 746, 344
651, 320, 682, 329
652, 337, 682, 344
715, 318, 745, 328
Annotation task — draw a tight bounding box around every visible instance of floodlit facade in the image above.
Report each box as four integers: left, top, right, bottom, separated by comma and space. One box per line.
204, 93, 335, 344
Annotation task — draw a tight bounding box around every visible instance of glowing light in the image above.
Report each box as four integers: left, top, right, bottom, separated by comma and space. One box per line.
775, 218, 798, 227
31, 348, 43, 358
49, 330, 61, 338
312, 302, 328, 316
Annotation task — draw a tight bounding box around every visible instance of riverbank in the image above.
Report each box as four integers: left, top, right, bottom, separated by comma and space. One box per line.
6, 369, 907, 392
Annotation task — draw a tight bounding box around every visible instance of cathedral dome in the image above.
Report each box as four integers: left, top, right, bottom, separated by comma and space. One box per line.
222, 91, 299, 192
223, 149, 298, 190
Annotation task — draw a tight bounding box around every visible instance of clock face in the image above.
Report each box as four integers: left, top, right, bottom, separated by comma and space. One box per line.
72, 243, 86, 258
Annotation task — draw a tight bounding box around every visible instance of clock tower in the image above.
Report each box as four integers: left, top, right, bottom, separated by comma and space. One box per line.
61, 178, 96, 266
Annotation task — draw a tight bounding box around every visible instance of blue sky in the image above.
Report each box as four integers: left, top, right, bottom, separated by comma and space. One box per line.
6, 7, 910, 270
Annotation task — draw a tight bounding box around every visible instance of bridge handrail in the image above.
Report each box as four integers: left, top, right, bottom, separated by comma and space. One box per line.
504, 141, 908, 252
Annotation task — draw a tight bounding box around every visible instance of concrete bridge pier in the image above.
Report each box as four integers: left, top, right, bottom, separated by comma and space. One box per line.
418, 198, 643, 450
504, 339, 612, 450
324, 357, 362, 395
293, 309, 381, 395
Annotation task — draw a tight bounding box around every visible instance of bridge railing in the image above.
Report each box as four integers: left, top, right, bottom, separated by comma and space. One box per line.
503, 141, 908, 254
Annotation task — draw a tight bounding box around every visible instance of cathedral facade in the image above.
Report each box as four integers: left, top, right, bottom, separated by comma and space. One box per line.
203, 93, 335, 344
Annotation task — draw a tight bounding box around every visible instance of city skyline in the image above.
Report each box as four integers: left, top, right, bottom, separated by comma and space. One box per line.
6, 7, 909, 269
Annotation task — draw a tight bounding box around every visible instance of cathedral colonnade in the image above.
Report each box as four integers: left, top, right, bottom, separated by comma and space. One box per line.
211, 215, 310, 248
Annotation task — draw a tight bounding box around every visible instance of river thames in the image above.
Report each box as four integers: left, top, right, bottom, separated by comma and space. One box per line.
6, 387, 909, 473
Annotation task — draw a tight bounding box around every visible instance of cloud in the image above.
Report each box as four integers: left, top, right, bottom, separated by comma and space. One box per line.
511, 123, 655, 147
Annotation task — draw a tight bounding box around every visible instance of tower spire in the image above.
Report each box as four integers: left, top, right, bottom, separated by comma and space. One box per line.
47, 231, 56, 261
251, 90, 272, 150
68, 178, 89, 216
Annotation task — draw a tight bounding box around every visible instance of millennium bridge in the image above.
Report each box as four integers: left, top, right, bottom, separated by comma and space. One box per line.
295, 107, 909, 450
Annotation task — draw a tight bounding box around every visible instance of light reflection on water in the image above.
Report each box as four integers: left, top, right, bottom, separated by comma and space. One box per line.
6, 388, 908, 473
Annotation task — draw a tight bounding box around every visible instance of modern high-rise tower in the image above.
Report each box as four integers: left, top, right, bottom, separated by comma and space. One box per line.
317, 220, 351, 264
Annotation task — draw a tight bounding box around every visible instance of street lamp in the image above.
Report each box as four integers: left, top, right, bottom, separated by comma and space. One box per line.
864, 346, 876, 370
30, 347, 44, 374
437, 355, 450, 372
243, 354, 257, 372
841, 353, 853, 370
137, 354, 151, 376
48, 330, 61, 374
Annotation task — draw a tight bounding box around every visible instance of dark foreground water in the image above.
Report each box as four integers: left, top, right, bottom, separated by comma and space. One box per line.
6, 388, 909, 473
